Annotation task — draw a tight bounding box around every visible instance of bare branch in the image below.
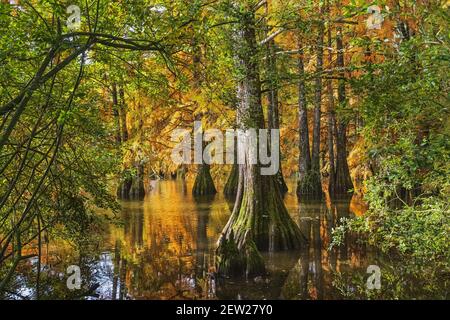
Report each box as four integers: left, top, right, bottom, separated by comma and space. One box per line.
259, 28, 285, 46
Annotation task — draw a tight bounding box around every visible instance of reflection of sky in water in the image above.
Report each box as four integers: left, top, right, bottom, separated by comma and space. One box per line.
7, 180, 447, 300
92, 253, 115, 300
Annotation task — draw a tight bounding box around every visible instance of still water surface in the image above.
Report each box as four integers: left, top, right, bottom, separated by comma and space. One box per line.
10, 180, 447, 300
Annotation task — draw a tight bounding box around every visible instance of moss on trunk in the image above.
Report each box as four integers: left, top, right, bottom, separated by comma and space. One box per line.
217, 167, 306, 278
296, 170, 324, 199
216, 230, 265, 278
216, 4, 305, 279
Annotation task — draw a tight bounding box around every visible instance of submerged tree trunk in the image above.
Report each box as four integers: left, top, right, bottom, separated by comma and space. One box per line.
326, 23, 337, 195
216, 6, 305, 278
191, 27, 217, 197
334, 25, 353, 196
310, 13, 325, 199
193, 163, 217, 196
113, 58, 146, 201
296, 33, 323, 199
115, 83, 133, 199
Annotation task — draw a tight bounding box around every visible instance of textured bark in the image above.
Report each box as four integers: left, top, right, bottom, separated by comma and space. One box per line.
334, 25, 353, 196
216, 7, 305, 278
296, 43, 312, 196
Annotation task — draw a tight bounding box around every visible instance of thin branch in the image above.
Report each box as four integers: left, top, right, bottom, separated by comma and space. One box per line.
259, 28, 285, 46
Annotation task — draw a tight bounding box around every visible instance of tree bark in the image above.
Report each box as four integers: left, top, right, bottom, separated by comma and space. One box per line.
111, 83, 121, 144
334, 25, 353, 196
296, 42, 312, 196
296, 29, 323, 199
193, 163, 217, 196
191, 29, 217, 196
216, 6, 305, 278
266, 37, 288, 193
311, 13, 324, 184
326, 21, 337, 195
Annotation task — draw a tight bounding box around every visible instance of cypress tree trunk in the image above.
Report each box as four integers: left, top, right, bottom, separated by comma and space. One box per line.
334, 25, 353, 196
191, 21, 217, 197
296, 42, 313, 197
310, 12, 325, 199
192, 130, 217, 195
266, 38, 288, 194
117, 60, 147, 200
326, 21, 337, 195
129, 83, 146, 199
193, 163, 217, 196
115, 83, 133, 199
216, 6, 305, 278
296, 29, 323, 199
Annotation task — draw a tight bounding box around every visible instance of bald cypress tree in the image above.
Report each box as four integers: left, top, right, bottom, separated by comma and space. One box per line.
216, 3, 305, 278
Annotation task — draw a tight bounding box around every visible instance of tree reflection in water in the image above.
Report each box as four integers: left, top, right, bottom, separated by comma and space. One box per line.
5, 181, 447, 299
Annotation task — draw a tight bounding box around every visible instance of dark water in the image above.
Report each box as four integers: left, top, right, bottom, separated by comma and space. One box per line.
7, 180, 448, 300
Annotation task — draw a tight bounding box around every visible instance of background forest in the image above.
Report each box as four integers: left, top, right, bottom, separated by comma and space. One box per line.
0, 0, 448, 299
